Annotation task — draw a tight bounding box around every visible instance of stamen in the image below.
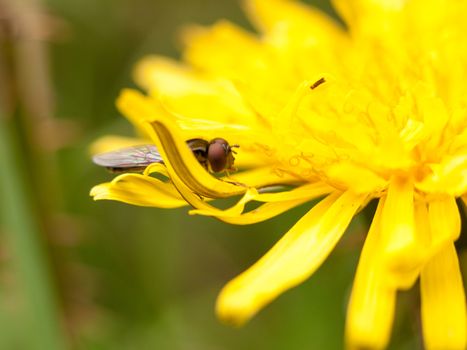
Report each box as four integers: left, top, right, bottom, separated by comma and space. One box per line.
310, 77, 326, 90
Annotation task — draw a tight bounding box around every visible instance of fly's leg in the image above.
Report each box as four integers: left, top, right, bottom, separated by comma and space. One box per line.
221, 169, 247, 187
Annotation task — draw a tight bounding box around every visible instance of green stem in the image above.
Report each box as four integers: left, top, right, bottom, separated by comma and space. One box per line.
0, 118, 68, 350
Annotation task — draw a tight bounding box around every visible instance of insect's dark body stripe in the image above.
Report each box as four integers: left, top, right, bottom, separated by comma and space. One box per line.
187, 139, 209, 170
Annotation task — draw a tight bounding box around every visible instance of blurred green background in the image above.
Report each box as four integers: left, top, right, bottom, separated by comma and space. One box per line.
0, 0, 435, 349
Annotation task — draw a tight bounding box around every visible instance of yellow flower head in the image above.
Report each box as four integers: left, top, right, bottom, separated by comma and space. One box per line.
91, 0, 467, 348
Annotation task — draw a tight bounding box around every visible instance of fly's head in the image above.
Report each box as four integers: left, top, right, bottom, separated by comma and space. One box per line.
207, 138, 239, 173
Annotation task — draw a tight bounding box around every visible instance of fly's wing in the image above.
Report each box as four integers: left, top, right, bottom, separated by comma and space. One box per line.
92, 144, 162, 171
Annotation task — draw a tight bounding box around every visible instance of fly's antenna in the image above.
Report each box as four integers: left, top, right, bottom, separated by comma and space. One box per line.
229, 144, 239, 155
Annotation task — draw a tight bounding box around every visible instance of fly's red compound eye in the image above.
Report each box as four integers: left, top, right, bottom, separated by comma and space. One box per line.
207, 138, 229, 172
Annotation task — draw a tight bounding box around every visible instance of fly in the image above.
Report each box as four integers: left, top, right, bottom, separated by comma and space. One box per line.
92, 138, 239, 174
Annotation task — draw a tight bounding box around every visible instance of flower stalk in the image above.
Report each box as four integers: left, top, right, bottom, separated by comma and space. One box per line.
0, 1, 68, 347
0, 119, 68, 350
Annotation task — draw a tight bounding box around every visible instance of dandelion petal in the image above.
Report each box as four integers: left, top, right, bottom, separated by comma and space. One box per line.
346, 198, 397, 350
380, 177, 422, 288
90, 173, 186, 208
428, 195, 461, 250
421, 243, 467, 350
216, 190, 365, 325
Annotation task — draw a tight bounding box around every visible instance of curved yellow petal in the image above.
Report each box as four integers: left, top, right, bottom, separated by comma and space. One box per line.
346, 197, 397, 350
155, 158, 304, 227
90, 173, 186, 208
148, 160, 260, 224
143, 162, 170, 177
133, 162, 276, 223
144, 120, 247, 199
218, 198, 317, 225
116, 89, 247, 199
193, 188, 260, 218
190, 182, 333, 221
144, 159, 265, 224
216, 190, 366, 325
421, 243, 467, 350
380, 177, 422, 288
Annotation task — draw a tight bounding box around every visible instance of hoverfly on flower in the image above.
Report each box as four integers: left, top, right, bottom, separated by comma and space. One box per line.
90, 0, 467, 348
93, 138, 238, 174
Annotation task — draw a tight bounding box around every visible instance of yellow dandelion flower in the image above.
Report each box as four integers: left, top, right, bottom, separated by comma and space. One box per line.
91, 0, 467, 348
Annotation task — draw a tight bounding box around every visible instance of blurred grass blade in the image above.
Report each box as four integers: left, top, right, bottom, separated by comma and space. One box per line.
0, 118, 68, 350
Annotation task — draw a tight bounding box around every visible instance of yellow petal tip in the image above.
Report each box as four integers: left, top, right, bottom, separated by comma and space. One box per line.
215, 290, 253, 328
